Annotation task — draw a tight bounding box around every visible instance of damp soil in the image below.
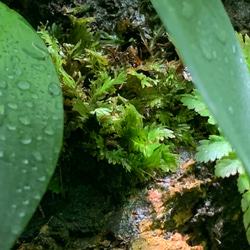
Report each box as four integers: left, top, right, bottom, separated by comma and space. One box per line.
3, 0, 250, 249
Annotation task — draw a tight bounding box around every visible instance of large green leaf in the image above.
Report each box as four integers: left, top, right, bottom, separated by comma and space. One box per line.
0, 3, 63, 249
151, 0, 250, 177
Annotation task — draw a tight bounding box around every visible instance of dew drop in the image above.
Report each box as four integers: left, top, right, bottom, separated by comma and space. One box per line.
52, 115, 59, 120
48, 82, 61, 96
44, 126, 54, 135
12, 204, 17, 209
232, 45, 236, 54
17, 80, 31, 90
19, 212, 25, 218
22, 46, 48, 61
32, 167, 38, 171
32, 64, 46, 71
7, 75, 14, 79
212, 51, 217, 59
11, 56, 22, 76
11, 228, 20, 236
25, 101, 34, 108
34, 194, 41, 200
22, 159, 29, 165
37, 135, 43, 141
23, 186, 31, 190
182, 2, 193, 19
13, 67, 22, 76
19, 116, 31, 125
23, 200, 30, 205
56, 102, 63, 109
7, 124, 17, 131
22, 169, 27, 174
0, 135, 6, 141
31, 93, 38, 99
228, 106, 234, 114
38, 176, 46, 182
200, 40, 212, 60
8, 103, 18, 110
0, 151, 3, 158
17, 188, 22, 193
32, 151, 43, 161
20, 135, 32, 145
0, 80, 7, 88
213, 23, 227, 43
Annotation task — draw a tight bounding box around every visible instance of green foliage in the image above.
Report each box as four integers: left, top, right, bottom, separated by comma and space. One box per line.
181, 89, 216, 125
180, 45, 250, 244
151, 0, 250, 179
38, 9, 200, 183
215, 153, 244, 177
0, 3, 63, 249
196, 135, 232, 163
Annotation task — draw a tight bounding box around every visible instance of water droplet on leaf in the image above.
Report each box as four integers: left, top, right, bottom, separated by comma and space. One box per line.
38, 176, 46, 182
7, 75, 14, 79
17, 80, 31, 90
48, 82, 61, 96
7, 103, 18, 110
22, 159, 29, 165
7, 124, 17, 131
31, 93, 38, 99
25, 101, 34, 108
182, 2, 193, 19
32, 64, 46, 71
232, 45, 236, 54
200, 40, 212, 60
228, 106, 234, 114
0, 80, 7, 88
32, 151, 43, 161
44, 126, 54, 135
19, 212, 25, 218
20, 135, 32, 145
22, 200, 30, 205
19, 116, 31, 125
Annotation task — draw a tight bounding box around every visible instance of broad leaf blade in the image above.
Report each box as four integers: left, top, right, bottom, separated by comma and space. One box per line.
151, 0, 250, 177
0, 3, 63, 249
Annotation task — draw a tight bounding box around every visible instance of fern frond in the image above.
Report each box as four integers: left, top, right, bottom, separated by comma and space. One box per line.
196, 135, 232, 163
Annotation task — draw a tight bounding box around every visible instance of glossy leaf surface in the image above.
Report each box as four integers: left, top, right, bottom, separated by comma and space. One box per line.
0, 3, 63, 249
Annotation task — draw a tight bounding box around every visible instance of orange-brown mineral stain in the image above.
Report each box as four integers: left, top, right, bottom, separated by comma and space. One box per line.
131, 231, 203, 250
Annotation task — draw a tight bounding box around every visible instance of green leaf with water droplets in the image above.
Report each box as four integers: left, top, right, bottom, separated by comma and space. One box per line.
0, 3, 63, 249
151, 0, 250, 179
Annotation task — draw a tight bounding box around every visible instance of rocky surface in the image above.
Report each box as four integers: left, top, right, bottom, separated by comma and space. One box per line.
13, 150, 249, 249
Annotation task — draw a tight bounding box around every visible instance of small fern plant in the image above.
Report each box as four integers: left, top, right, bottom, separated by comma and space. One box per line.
182, 84, 250, 244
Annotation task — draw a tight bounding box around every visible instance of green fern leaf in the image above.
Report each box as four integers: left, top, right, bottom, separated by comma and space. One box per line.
196, 135, 232, 163
181, 89, 216, 125
244, 207, 250, 231
242, 190, 250, 212
215, 153, 244, 177
238, 174, 250, 194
